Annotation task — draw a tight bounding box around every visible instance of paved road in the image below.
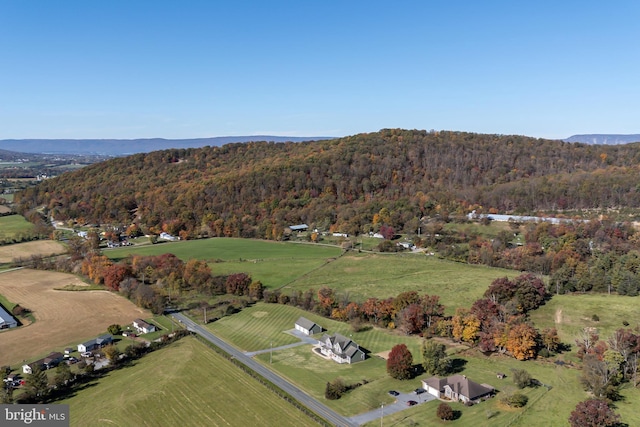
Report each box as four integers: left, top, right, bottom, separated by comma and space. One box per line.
171, 312, 357, 427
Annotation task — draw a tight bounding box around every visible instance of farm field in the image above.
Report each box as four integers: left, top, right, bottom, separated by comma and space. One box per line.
106, 238, 342, 288
0, 214, 35, 238
529, 293, 640, 345
0, 268, 150, 366
0, 240, 67, 263
107, 237, 516, 312
285, 253, 516, 314
58, 336, 316, 427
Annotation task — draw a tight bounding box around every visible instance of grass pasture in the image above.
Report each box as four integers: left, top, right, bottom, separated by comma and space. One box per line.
0, 240, 67, 263
59, 336, 315, 427
0, 268, 150, 366
0, 214, 35, 238
106, 238, 342, 288
105, 238, 514, 310
285, 253, 515, 314
529, 293, 640, 349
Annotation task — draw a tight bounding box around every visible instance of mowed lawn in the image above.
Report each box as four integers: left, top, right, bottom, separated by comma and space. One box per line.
208, 302, 424, 355
106, 238, 342, 288
210, 303, 425, 415
58, 337, 316, 427
207, 302, 640, 426
285, 253, 516, 314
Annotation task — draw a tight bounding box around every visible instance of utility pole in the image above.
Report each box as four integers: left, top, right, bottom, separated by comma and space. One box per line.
380, 404, 384, 427
204, 307, 207, 324
270, 341, 273, 364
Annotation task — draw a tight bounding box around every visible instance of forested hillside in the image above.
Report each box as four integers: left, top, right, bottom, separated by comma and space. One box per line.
15, 129, 640, 239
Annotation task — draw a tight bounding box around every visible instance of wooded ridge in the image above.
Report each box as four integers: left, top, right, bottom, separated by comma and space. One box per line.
15, 128, 640, 239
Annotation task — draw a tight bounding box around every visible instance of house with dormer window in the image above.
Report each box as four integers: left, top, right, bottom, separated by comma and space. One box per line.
318, 332, 366, 364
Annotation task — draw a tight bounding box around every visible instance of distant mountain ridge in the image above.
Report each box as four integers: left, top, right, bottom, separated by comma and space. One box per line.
0, 136, 333, 156
564, 134, 640, 145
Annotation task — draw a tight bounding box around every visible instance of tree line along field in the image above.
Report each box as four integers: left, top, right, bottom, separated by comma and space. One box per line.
106, 238, 515, 312
58, 336, 316, 427
208, 302, 640, 427
10, 236, 640, 425
107, 238, 343, 288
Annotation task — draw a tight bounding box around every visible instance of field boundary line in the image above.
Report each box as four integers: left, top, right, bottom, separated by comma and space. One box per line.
275, 249, 348, 291
0, 267, 24, 274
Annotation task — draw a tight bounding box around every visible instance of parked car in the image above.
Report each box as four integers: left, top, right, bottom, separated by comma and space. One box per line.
388, 390, 399, 396
407, 400, 418, 406
414, 388, 426, 394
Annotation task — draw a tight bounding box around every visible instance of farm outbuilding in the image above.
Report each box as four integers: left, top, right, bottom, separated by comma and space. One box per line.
294, 317, 322, 335
0, 304, 18, 329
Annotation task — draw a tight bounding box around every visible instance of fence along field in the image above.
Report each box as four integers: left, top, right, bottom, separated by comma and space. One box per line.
0, 268, 150, 366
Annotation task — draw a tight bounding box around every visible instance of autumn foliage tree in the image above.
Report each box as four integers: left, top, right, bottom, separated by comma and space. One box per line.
437, 402, 454, 421
569, 399, 620, 427
387, 344, 414, 380
451, 308, 480, 344
103, 263, 130, 291
506, 323, 539, 360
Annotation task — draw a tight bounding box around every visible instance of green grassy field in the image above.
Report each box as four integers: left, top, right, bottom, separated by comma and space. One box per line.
207, 301, 640, 426
285, 253, 515, 314
106, 238, 342, 288
529, 293, 640, 348
58, 336, 317, 427
0, 214, 35, 238
106, 238, 514, 310
0, 293, 17, 312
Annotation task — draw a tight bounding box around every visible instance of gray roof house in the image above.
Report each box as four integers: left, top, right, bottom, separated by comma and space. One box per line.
288, 224, 309, 232
294, 317, 322, 335
78, 334, 114, 353
22, 352, 64, 374
319, 333, 366, 364
133, 318, 157, 334
0, 304, 18, 329
422, 375, 494, 404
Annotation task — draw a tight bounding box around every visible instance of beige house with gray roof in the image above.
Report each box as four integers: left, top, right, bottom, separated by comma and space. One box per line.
422, 375, 494, 404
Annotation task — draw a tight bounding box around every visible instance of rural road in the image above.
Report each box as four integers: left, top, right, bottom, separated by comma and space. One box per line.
171, 312, 358, 427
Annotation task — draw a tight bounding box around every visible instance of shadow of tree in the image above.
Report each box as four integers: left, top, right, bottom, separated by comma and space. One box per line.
449, 358, 467, 374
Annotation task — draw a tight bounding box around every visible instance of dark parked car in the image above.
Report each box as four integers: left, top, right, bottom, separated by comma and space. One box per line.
407, 400, 418, 406
414, 388, 426, 394
388, 390, 399, 396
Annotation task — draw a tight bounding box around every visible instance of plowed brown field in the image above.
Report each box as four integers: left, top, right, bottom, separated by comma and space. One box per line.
0, 240, 67, 263
0, 268, 150, 366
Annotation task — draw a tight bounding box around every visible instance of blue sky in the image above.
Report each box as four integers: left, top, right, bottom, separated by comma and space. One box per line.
1, 1, 638, 140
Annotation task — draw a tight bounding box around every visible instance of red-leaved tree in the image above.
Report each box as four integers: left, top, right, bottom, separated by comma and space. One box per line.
387, 344, 414, 380
569, 399, 620, 427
